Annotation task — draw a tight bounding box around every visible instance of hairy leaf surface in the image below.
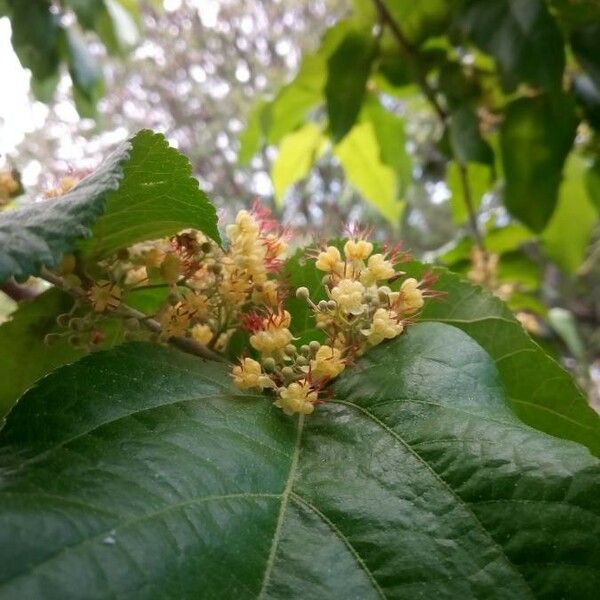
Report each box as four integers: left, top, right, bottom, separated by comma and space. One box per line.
0, 329, 599, 598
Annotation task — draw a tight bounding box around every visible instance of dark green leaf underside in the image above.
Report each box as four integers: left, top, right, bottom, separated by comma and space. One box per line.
1, 327, 599, 599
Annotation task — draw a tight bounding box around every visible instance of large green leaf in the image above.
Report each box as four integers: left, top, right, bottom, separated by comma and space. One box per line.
571, 21, 600, 90
1, 331, 599, 598
283, 251, 600, 456
500, 94, 576, 232
446, 161, 492, 224
457, 0, 565, 92
80, 129, 220, 261
0, 130, 220, 283
326, 29, 375, 142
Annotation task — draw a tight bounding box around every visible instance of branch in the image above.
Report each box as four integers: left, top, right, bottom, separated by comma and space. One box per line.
372, 0, 447, 122
40, 268, 227, 363
372, 0, 485, 252
1, 280, 38, 302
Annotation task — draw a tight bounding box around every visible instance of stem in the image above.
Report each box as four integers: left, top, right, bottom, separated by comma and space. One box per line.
40, 268, 226, 363
1, 280, 38, 302
371, 0, 485, 252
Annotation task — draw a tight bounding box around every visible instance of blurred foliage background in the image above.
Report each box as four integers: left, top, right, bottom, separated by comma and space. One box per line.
1, 0, 599, 405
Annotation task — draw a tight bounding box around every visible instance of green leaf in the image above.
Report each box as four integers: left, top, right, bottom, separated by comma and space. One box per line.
0, 130, 220, 283
586, 159, 600, 212
0, 289, 81, 416
238, 100, 267, 165
8, 0, 61, 83
64, 28, 104, 118
283, 251, 600, 456
542, 153, 598, 273
485, 224, 535, 254
387, 0, 453, 45
363, 96, 411, 191
571, 21, 600, 90
80, 129, 220, 261
2, 331, 600, 598
457, 0, 565, 92
271, 124, 325, 207
500, 94, 576, 232
326, 29, 375, 142
264, 20, 352, 145
446, 161, 492, 224
63, 0, 105, 30
0, 137, 130, 283
334, 121, 403, 224
447, 105, 493, 165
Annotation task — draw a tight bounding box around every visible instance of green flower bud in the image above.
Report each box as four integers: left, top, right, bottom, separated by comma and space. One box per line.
309, 340, 321, 353
262, 357, 276, 372
296, 286, 310, 300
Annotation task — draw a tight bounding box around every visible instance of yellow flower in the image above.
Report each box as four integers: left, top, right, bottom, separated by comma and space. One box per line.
344, 239, 373, 261
191, 323, 213, 345
398, 278, 424, 314
159, 303, 190, 338
360, 254, 395, 286
316, 246, 343, 273
275, 381, 317, 415
250, 327, 293, 355
362, 308, 403, 345
330, 279, 366, 315
232, 358, 273, 390
310, 345, 345, 379
252, 279, 280, 307
183, 292, 210, 318
88, 281, 121, 312
160, 253, 182, 285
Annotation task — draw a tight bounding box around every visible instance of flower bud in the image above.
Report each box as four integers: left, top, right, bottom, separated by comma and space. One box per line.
296, 286, 310, 300
285, 344, 297, 356
300, 344, 311, 355
309, 340, 321, 353
318, 300, 328, 311
262, 357, 276, 372
296, 355, 308, 366
326, 300, 337, 311
281, 366, 295, 381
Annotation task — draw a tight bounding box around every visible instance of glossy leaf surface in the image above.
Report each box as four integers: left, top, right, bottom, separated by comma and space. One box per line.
1, 330, 599, 598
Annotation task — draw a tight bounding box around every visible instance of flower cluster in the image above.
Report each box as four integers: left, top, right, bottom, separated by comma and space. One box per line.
230, 231, 438, 415
49, 206, 437, 417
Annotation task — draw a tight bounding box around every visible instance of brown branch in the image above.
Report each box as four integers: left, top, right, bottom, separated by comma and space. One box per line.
40, 268, 227, 363
372, 0, 447, 122
1, 280, 38, 302
371, 0, 486, 252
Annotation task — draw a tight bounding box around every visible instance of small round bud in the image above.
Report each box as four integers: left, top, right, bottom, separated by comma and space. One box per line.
296, 355, 309, 366
309, 340, 321, 353
167, 292, 180, 305
318, 300, 328, 311
326, 300, 337, 311
200, 241, 212, 254
300, 344, 311, 355
68, 318, 86, 331
378, 286, 391, 302
285, 344, 297, 356
281, 366, 295, 380
296, 286, 310, 300
321, 275, 330, 285
262, 357, 276, 372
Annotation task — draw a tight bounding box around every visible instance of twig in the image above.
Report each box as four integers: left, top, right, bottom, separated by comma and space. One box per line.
1, 280, 38, 302
40, 267, 226, 363
372, 0, 447, 122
